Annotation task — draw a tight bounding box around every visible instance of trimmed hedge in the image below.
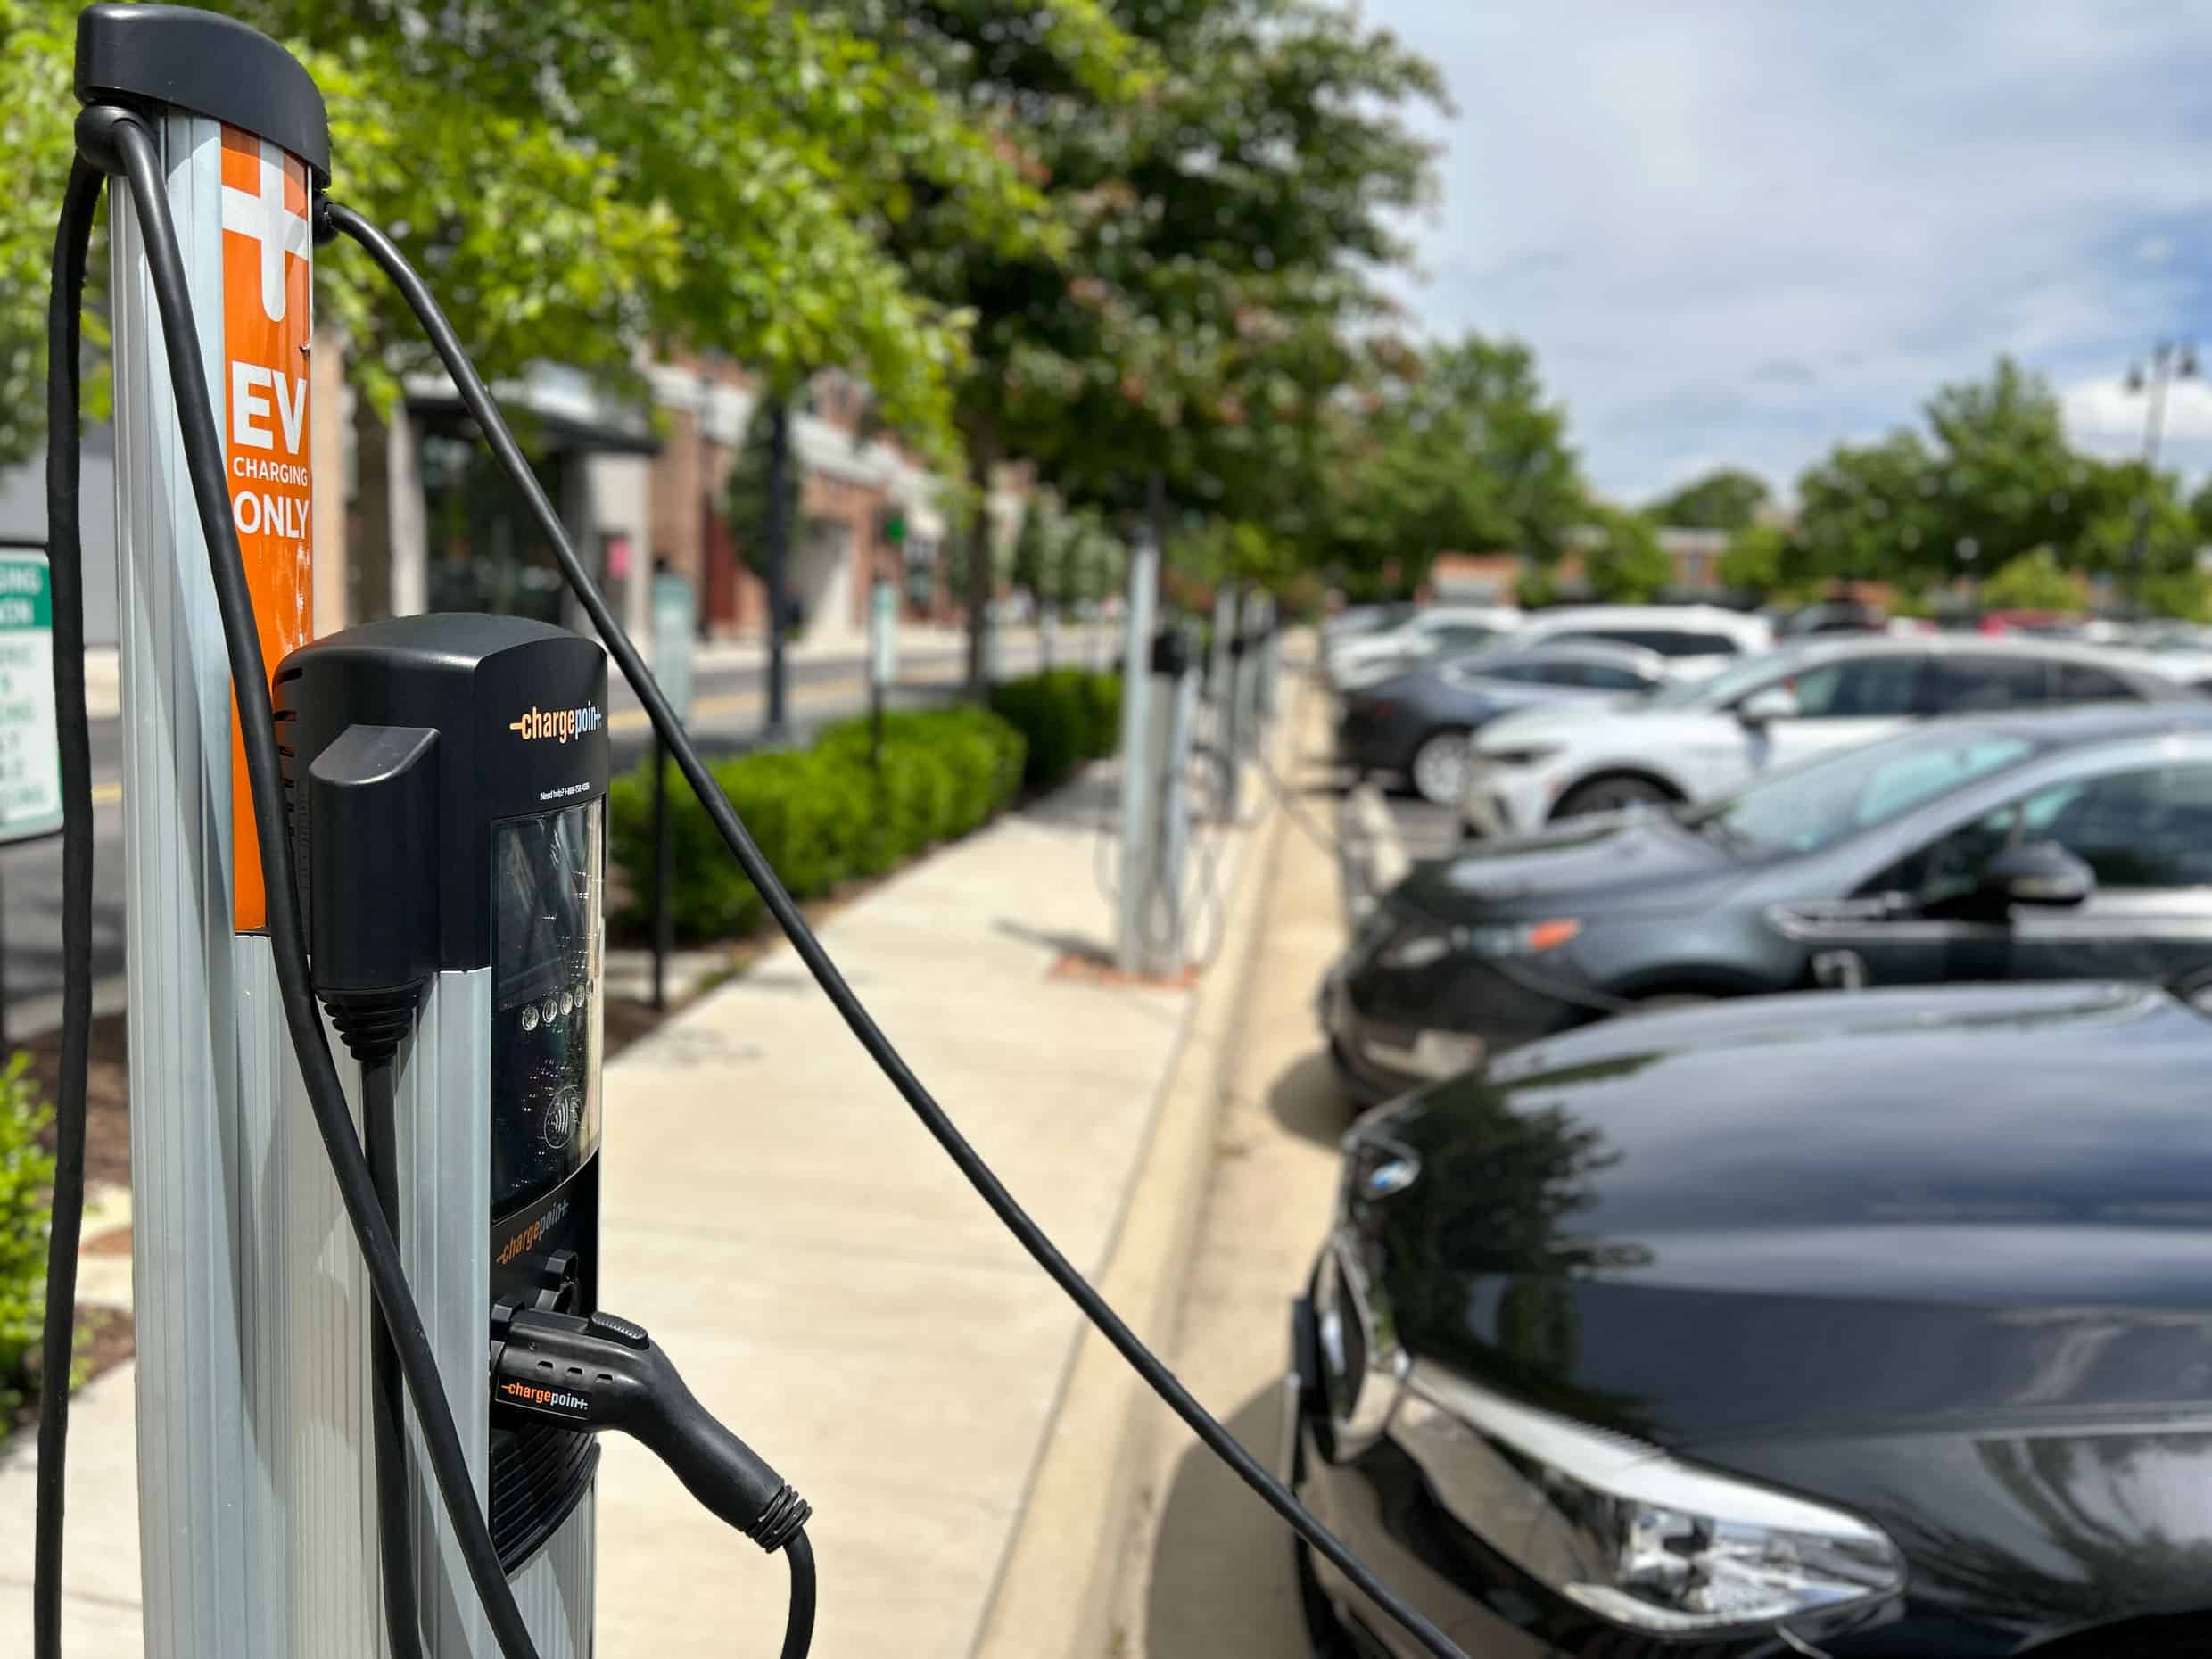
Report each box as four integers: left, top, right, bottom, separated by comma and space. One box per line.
986, 669, 1122, 791
610, 703, 1026, 942
1, 1053, 54, 1415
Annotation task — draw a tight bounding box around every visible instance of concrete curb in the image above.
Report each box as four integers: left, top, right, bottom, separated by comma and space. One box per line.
969, 672, 1307, 1659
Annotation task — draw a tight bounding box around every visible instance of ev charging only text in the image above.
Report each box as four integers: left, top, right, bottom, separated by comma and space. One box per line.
228, 363, 311, 538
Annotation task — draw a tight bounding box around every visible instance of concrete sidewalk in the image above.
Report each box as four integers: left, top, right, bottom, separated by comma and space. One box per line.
0, 674, 1300, 1658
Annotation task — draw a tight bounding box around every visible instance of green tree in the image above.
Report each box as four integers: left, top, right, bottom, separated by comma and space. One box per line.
1310, 334, 1586, 600
1010, 499, 1057, 607
864, 0, 1442, 686
4, 0, 1111, 465
2140, 566, 2212, 623
1581, 509, 1671, 602
1717, 522, 1790, 598
1647, 467, 1770, 532
1977, 549, 2085, 613
1791, 358, 2120, 595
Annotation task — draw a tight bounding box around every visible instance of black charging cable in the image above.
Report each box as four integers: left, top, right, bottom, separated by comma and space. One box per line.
322, 197, 1473, 1659
363, 1054, 426, 1659
31, 153, 102, 1659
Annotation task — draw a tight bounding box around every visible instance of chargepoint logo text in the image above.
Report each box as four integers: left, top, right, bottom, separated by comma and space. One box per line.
501, 1381, 587, 1414
496, 1194, 572, 1266
509, 703, 605, 745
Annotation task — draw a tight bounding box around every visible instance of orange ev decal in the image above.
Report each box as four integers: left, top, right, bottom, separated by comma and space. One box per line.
219, 125, 314, 931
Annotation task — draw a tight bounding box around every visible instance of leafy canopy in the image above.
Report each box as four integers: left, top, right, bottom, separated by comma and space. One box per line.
1647, 466, 1770, 532
1300, 334, 1586, 600
1, 0, 1128, 465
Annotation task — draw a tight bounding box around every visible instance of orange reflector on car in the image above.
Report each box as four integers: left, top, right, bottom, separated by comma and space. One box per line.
1525, 919, 1581, 953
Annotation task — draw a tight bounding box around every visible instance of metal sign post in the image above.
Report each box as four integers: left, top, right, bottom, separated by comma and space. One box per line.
0, 549, 64, 1044
649, 566, 696, 1011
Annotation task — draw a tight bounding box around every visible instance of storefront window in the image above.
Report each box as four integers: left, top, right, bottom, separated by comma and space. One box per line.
418, 424, 578, 625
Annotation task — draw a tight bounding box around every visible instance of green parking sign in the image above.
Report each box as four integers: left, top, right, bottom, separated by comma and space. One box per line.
0, 551, 62, 845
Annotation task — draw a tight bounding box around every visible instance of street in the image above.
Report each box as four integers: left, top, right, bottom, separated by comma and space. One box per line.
0, 628, 1103, 1032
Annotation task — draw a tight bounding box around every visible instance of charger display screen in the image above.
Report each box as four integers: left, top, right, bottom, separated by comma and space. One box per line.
489, 799, 604, 1214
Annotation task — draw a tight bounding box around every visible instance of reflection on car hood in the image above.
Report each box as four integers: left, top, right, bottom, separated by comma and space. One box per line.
1394, 812, 1734, 918
1351, 980, 2212, 1443
1471, 700, 1714, 751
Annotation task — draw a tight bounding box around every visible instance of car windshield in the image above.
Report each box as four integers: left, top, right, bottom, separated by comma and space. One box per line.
1682, 726, 2041, 858
1643, 654, 1796, 710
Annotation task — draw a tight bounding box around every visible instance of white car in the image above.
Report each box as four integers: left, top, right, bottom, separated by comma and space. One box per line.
1460, 633, 2206, 837
1328, 605, 1521, 689
1506, 603, 1773, 680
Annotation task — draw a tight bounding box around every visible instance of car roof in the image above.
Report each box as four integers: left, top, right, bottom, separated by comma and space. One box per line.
1408, 604, 1520, 624
1944, 699, 2212, 747
1521, 603, 1758, 628
1455, 639, 1665, 673
1759, 631, 2197, 679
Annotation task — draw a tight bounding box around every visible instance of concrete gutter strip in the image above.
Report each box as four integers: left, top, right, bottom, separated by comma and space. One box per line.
968, 672, 1307, 1659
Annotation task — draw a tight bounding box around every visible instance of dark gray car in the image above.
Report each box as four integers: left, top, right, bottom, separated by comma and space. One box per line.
1336, 642, 1667, 805
1325, 702, 2212, 1100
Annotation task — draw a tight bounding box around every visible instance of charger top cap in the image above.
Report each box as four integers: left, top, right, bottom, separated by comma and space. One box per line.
75, 3, 330, 183
275, 612, 610, 973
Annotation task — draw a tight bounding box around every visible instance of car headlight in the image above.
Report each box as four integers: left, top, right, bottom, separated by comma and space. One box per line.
1310, 1225, 1407, 1458
1371, 917, 1579, 970
1393, 1363, 1905, 1634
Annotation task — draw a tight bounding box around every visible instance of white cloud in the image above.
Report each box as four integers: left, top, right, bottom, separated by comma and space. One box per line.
1354, 0, 2212, 503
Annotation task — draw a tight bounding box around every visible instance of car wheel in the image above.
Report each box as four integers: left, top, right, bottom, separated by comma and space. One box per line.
1630, 992, 1713, 1012
1554, 773, 1677, 819
1407, 729, 1472, 806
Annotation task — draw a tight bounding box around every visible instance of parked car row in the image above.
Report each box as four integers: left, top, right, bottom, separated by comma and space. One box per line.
1341, 623, 2210, 811
1297, 607, 2212, 1656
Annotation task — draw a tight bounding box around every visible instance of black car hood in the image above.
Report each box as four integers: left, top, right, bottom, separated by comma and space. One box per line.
1352, 980, 2212, 1446
1395, 812, 1738, 920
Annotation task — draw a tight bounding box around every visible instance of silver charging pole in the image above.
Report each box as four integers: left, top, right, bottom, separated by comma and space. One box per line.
101, 24, 353, 1656
1113, 531, 1159, 974
87, 11, 591, 1655
1208, 584, 1237, 822
1145, 631, 1200, 977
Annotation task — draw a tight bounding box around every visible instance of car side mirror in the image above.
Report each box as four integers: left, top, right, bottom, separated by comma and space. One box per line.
1737, 685, 1799, 726
1977, 840, 2094, 908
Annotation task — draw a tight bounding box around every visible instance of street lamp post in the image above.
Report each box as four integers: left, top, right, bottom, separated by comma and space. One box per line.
2122, 338, 2197, 613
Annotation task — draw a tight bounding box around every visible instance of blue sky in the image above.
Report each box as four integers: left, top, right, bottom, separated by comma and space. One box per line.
1355, 1, 2212, 505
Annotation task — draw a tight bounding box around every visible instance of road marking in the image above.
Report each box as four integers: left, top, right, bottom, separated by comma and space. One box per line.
607, 671, 874, 733
92, 780, 121, 807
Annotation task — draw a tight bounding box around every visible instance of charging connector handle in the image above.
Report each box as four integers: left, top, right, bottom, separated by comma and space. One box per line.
491, 1305, 811, 1553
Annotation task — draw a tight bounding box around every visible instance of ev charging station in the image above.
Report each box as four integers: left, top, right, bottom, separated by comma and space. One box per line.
1117, 627, 1201, 978
93, 14, 603, 1654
